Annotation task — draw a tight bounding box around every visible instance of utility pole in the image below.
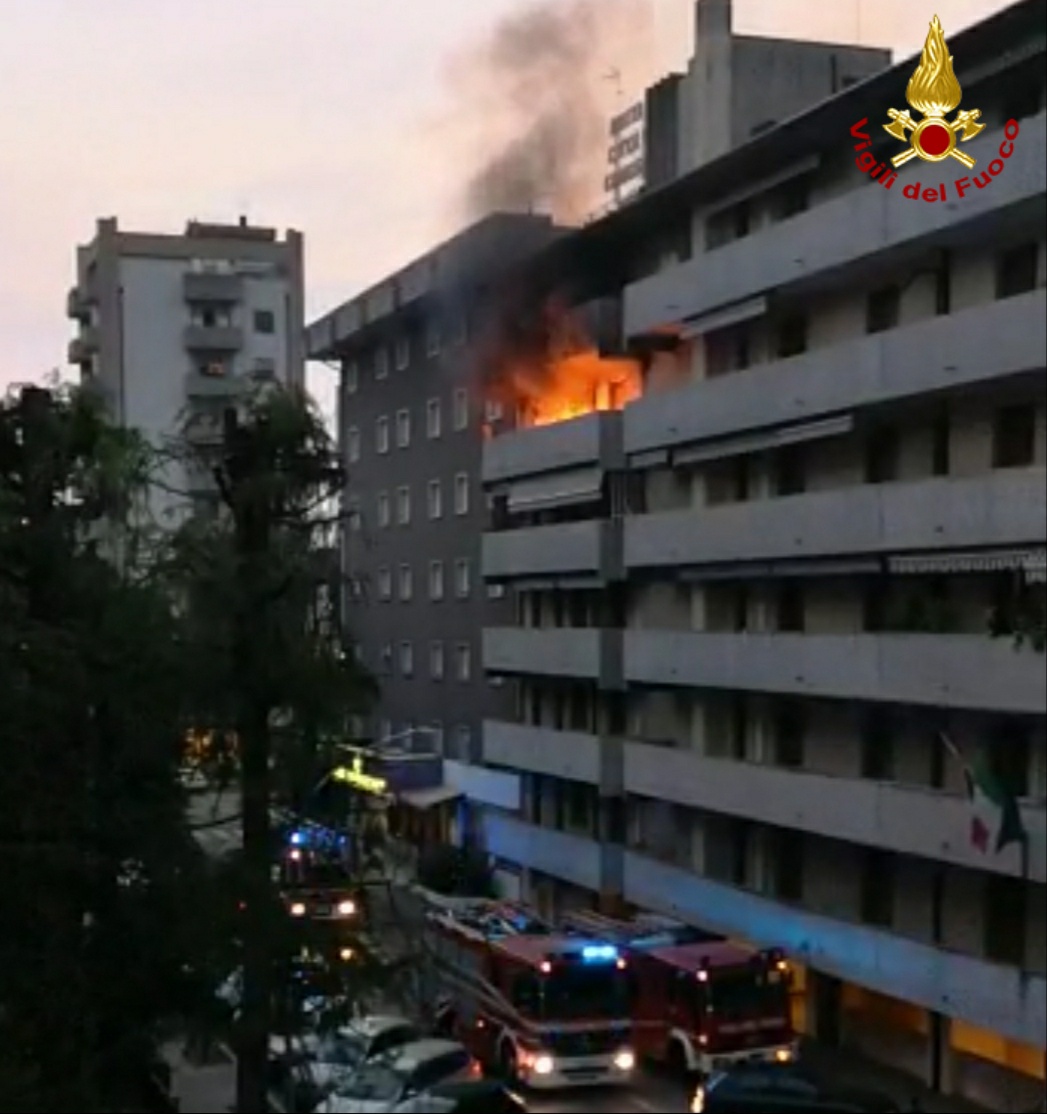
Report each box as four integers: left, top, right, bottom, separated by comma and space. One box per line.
223, 406, 276, 1114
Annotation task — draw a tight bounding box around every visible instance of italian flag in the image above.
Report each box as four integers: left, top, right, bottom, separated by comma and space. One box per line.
964, 747, 1026, 855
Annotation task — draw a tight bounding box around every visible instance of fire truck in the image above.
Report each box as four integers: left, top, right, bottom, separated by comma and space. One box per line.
421, 895, 636, 1090
564, 910, 797, 1077
276, 828, 362, 926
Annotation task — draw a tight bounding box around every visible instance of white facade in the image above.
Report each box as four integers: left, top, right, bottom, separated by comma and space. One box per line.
67, 217, 305, 524
472, 14, 1047, 1112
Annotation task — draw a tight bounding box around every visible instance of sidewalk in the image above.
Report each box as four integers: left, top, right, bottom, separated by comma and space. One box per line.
801, 1040, 992, 1113
163, 1043, 289, 1114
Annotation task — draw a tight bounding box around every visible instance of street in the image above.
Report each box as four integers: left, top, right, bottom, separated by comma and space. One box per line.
525, 1072, 690, 1112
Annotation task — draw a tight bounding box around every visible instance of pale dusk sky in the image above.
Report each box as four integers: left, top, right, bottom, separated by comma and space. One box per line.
0, 0, 1010, 410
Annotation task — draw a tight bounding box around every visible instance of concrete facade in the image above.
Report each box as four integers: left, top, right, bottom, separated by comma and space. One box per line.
472, 6, 1047, 1110
67, 217, 305, 524
305, 214, 564, 758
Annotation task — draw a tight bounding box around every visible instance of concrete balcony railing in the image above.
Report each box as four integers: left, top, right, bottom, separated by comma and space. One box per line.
483, 519, 623, 583
482, 813, 622, 894
484, 627, 624, 689
183, 324, 243, 352
623, 631, 1046, 715
184, 371, 250, 399
624, 288, 1047, 459
624, 112, 1046, 341
625, 469, 1047, 571
66, 285, 92, 321
482, 411, 624, 485
483, 720, 624, 795
183, 271, 243, 303
623, 742, 1046, 883
622, 850, 1046, 1047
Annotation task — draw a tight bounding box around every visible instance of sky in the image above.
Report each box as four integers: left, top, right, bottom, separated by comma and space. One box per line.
0, 0, 1011, 416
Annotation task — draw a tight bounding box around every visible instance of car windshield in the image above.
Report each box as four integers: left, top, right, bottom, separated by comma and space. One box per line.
540, 964, 632, 1021
707, 967, 789, 1020
332, 1062, 403, 1102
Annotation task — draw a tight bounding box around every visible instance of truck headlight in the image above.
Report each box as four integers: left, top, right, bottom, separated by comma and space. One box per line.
532, 1054, 554, 1076
613, 1049, 635, 1071
337, 900, 356, 916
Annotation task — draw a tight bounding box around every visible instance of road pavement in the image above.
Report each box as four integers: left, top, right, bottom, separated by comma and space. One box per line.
526, 1072, 690, 1112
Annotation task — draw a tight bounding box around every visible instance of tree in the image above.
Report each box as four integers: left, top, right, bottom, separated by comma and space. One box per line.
0, 384, 204, 1111
167, 385, 376, 1112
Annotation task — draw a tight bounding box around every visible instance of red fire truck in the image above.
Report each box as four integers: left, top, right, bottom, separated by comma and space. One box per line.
422, 895, 636, 1090
564, 911, 796, 1077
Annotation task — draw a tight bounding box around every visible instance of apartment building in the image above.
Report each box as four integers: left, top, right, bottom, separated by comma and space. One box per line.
67, 216, 305, 521
304, 214, 564, 760
472, 3, 1047, 1109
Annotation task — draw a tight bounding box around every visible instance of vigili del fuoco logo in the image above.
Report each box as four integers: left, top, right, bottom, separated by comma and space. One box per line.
851, 14, 1021, 200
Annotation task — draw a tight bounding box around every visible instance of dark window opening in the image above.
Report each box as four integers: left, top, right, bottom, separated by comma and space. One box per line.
984, 875, 1027, 967
860, 711, 895, 780
932, 408, 951, 475
864, 427, 900, 484
254, 309, 276, 334
866, 285, 901, 334
773, 702, 806, 768
773, 829, 805, 902
862, 578, 889, 632
1003, 83, 1044, 124
772, 176, 810, 220
992, 405, 1036, 469
774, 446, 806, 496
860, 850, 895, 927
776, 582, 805, 632
995, 243, 1038, 299
730, 697, 748, 760
935, 252, 952, 315
733, 585, 750, 633
776, 314, 808, 359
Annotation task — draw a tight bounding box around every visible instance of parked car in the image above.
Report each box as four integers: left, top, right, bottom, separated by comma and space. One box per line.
314, 1039, 481, 1112
692, 1061, 902, 1112
269, 1016, 423, 1110
422, 1079, 528, 1112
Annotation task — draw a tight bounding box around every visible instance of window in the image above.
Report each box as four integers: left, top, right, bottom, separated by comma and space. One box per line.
775, 314, 808, 358
429, 721, 445, 753
453, 389, 469, 431
1003, 82, 1045, 124
426, 321, 441, 357
430, 641, 445, 680
776, 583, 805, 632
377, 567, 392, 600
932, 408, 951, 476
374, 347, 389, 380
455, 723, 472, 760
399, 641, 414, 677
772, 176, 810, 220
455, 558, 471, 598
866, 285, 901, 334
774, 446, 806, 496
996, 243, 1038, 299
199, 359, 227, 378
426, 398, 442, 439
344, 361, 358, 394
862, 578, 889, 632
455, 642, 472, 681
376, 416, 389, 454
346, 496, 362, 532
253, 309, 276, 334
395, 336, 410, 370
860, 712, 894, 780
379, 647, 393, 677
429, 560, 445, 601
935, 251, 951, 315
454, 472, 470, 515
428, 479, 443, 519
487, 584, 506, 600
773, 829, 805, 902
396, 409, 411, 448
398, 564, 413, 601
773, 702, 805, 768
992, 405, 1036, 469
396, 485, 411, 525
864, 428, 899, 484
377, 491, 391, 529
729, 697, 748, 759
985, 876, 1027, 966
860, 851, 895, 927
347, 426, 360, 463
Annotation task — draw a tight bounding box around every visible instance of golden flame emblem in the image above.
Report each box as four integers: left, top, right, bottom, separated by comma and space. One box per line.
883, 15, 984, 168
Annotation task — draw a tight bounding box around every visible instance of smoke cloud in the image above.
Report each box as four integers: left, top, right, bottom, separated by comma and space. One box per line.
444, 0, 656, 225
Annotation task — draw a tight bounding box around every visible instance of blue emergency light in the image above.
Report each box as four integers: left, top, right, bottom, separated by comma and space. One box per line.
581, 944, 619, 963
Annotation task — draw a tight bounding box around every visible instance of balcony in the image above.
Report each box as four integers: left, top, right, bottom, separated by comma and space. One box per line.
622, 743, 1045, 882
622, 851, 1046, 1047
624, 112, 1046, 340
66, 285, 91, 321
183, 324, 243, 352
183, 271, 243, 303
625, 470, 1046, 571
483, 720, 623, 794
484, 627, 623, 689
624, 289, 1046, 458
483, 520, 623, 583
443, 760, 521, 811
623, 632, 1046, 715
483, 813, 622, 894
483, 411, 623, 485
184, 371, 249, 399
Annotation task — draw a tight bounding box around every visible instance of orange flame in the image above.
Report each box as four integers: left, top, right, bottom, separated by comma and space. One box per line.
485, 299, 642, 429
906, 15, 962, 117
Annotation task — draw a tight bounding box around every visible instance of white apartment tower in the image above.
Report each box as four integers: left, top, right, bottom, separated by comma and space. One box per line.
67, 217, 305, 521
470, 3, 1046, 1110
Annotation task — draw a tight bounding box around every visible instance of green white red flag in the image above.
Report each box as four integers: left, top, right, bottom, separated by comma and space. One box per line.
939, 734, 1026, 854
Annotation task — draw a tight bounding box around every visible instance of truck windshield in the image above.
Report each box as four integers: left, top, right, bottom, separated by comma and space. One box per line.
539, 965, 631, 1021
707, 967, 789, 1020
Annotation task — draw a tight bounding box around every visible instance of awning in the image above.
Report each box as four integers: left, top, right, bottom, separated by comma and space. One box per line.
398, 785, 462, 810
888, 548, 1047, 580
679, 556, 881, 582
680, 295, 767, 340
672, 413, 853, 468
507, 466, 603, 513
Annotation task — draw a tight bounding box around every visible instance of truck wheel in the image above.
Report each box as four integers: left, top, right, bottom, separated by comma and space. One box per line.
668, 1040, 690, 1078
